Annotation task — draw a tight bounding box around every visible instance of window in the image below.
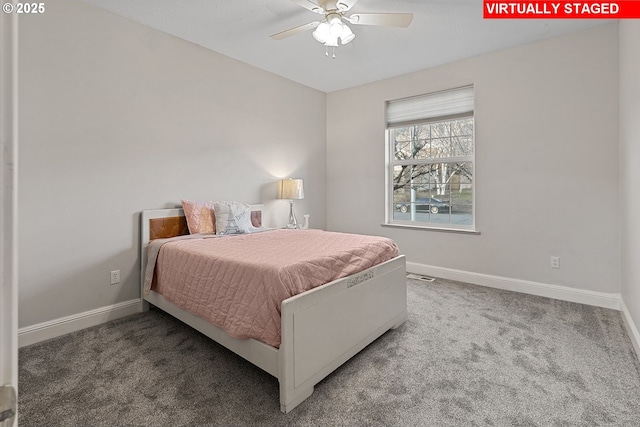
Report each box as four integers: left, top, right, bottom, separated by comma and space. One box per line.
386, 86, 475, 230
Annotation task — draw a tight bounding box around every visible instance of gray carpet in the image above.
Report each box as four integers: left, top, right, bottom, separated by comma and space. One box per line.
19, 278, 640, 426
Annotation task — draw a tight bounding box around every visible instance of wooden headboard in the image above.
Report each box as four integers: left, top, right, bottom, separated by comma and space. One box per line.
148, 210, 262, 241
149, 216, 189, 240
140, 204, 264, 296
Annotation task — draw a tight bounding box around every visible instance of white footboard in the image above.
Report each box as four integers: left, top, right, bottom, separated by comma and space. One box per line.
278, 255, 407, 413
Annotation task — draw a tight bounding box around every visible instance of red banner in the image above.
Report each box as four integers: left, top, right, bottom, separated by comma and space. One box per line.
484, 1, 640, 18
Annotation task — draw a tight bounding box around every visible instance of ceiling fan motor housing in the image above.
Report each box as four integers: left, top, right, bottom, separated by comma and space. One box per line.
317, 0, 341, 12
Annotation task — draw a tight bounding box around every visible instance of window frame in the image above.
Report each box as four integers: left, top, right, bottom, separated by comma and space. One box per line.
385, 91, 477, 233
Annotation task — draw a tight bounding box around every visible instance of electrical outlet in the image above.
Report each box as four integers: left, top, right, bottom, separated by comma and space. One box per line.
110, 270, 120, 285
550, 256, 560, 269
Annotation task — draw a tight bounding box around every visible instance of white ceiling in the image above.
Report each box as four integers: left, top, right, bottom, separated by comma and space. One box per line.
82, 0, 612, 93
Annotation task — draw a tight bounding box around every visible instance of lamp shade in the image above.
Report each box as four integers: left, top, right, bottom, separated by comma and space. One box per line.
278, 178, 304, 200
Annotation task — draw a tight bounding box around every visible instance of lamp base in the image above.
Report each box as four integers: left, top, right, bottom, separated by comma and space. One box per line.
286, 200, 298, 229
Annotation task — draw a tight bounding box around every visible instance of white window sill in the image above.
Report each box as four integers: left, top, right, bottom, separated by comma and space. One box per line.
381, 223, 481, 235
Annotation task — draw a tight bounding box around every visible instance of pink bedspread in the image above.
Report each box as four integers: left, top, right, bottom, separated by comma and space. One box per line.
148, 229, 399, 348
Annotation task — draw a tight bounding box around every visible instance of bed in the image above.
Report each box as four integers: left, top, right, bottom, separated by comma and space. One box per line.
140, 205, 407, 413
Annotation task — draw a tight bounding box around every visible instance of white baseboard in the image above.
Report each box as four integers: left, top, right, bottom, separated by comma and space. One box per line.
406, 262, 621, 310
19, 299, 143, 348
620, 299, 640, 361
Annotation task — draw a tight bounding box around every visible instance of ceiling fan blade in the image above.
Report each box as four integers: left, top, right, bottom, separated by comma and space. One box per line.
336, 0, 359, 12
270, 21, 320, 40
347, 13, 413, 27
291, 0, 325, 14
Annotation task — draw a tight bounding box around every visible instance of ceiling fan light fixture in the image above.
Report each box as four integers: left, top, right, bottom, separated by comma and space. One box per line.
328, 16, 343, 38
312, 21, 331, 43
324, 36, 338, 47
340, 24, 355, 44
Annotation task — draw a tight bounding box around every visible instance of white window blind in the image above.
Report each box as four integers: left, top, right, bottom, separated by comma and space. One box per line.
387, 85, 474, 127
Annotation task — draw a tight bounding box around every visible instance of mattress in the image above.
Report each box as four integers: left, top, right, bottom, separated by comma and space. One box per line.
144, 229, 399, 348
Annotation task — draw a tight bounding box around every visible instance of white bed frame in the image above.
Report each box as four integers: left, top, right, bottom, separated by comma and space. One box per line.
140, 207, 407, 413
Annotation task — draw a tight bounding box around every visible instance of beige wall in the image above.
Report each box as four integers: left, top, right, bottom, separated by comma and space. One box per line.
620, 21, 640, 351
327, 24, 620, 294
18, 0, 326, 327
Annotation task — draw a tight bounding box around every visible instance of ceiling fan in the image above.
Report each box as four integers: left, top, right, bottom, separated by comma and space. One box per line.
270, 0, 413, 58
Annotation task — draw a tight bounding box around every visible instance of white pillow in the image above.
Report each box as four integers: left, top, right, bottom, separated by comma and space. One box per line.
213, 201, 253, 235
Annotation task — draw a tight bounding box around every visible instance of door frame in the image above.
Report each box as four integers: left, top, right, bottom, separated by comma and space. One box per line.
1, 2, 19, 424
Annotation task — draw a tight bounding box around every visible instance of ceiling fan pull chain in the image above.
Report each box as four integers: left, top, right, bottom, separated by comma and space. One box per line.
332, 46, 336, 59
325, 45, 329, 57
